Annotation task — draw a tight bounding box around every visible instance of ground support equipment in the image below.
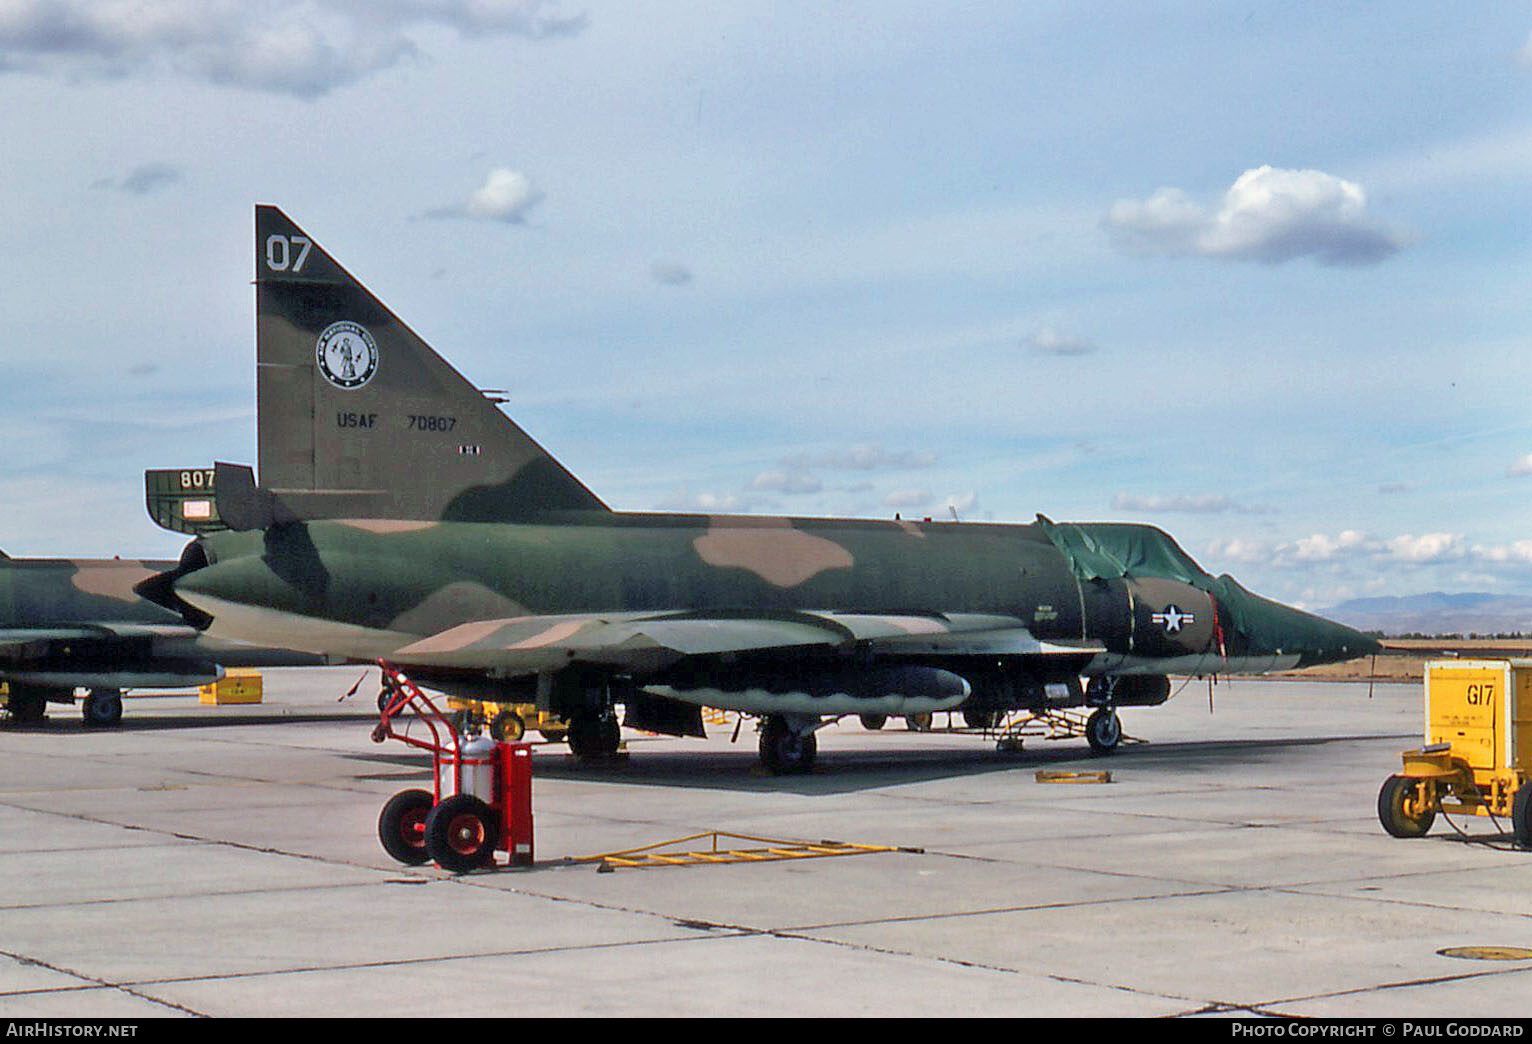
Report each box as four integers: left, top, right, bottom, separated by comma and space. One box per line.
1379, 659, 1532, 847
371, 661, 534, 872
988, 707, 1138, 755
574, 831, 915, 872
861, 706, 1137, 754
441, 695, 568, 744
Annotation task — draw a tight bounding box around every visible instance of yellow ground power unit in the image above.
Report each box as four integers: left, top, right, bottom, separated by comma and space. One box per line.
1378, 659, 1532, 846
445, 697, 567, 743
199, 669, 264, 705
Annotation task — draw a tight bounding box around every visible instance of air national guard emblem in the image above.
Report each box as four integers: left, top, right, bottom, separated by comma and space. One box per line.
315, 320, 379, 389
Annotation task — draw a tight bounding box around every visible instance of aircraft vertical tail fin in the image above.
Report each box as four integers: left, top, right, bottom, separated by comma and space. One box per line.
254, 205, 608, 523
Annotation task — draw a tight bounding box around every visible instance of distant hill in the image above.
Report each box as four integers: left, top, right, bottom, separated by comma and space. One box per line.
1320, 592, 1532, 637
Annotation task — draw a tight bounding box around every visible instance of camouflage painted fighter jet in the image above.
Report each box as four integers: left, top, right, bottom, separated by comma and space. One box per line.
138, 206, 1379, 772
1, 529, 325, 727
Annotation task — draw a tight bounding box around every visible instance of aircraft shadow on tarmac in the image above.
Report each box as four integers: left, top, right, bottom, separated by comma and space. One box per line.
347, 728, 1419, 796
0, 709, 375, 734
5, 710, 1419, 797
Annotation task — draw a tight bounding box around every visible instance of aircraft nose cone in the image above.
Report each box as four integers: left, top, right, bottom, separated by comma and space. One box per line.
1277, 606, 1381, 667
1214, 577, 1380, 667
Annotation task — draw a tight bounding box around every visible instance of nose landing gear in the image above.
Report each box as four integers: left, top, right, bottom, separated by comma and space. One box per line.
1085, 707, 1123, 755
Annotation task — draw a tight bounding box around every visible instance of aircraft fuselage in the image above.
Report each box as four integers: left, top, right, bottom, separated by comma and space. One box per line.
174, 511, 1375, 690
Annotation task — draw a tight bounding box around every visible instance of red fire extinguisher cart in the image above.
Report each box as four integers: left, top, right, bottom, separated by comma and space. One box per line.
370, 661, 534, 872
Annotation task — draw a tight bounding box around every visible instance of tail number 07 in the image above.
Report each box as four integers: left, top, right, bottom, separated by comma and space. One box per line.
265, 234, 313, 273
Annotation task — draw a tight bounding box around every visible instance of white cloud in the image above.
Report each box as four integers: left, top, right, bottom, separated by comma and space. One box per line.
465, 168, 543, 223
1027, 326, 1097, 356
426, 167, 544, 223
1104, 165, 1407, 266
1204, 538, 1270, 564
749, 470, 821, 495
1115, 493, 1233, 514
1385, 532, 1464, 563
882, 488, 931, 509
655, 488, 753, 513
1294, 530, 1373, 561
0, 0, 584, 98
1473, 540, 1532, 564
783, 445, 938, 471
1507, 453, 1532, 477
1209, 529, 1472, 570
1112, 493, 1273, 515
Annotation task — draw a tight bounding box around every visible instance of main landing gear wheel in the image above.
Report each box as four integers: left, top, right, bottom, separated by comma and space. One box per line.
1085, 708, 1122, 755
567, 713, 621, 759
759, 715, 817, 775
5, 687, 48, 725
82, 689, 123, 728
1377, 775, 1436, 838
378, 788, 435, 865
858, 713, 887, 731
964, 708, 1001, 730
424, 793, 500, 873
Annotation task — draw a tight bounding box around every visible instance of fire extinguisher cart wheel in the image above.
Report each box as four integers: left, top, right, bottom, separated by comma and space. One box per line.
423, 793, 500, 873
378, 788, 435, 865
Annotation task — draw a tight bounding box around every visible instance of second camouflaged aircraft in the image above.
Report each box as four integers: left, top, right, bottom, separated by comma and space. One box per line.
1, 540, 328, 727
139, 206, 1378, 773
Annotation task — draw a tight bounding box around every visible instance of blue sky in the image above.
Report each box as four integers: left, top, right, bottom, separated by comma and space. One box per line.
1, 2, 1529, 609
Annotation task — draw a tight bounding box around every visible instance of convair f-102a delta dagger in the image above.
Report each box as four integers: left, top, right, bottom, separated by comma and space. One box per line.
2, 522, 326, 728
137, 206, 1379, 773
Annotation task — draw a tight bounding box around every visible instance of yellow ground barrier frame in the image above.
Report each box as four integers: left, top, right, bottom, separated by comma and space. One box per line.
578, 831, 918, 871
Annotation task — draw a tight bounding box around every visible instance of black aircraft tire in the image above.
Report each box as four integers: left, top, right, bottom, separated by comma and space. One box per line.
1085, 709, 1122, 755
963, 709, 1001, 730
424, 793, 500, 873
1511, 786, 1532, 849
1377, 775, 1436, 838
760, 716, 816, 775
378, 789, 435, 865
859, 713, 887, 731
82, 690, 124, 729
5, 687, 48, 725
568, 714, 620, 759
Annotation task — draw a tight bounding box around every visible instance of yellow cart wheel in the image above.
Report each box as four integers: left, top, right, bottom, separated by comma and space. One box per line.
1378, 775, 1436, 838
490, 710, 525, 742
